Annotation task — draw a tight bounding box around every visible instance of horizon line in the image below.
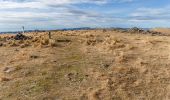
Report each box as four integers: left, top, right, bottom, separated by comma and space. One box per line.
0, 27, 169, 33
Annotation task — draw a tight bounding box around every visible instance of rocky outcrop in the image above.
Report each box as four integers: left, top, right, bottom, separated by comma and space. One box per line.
112, 27, 163, 36
13, 33, 31, 40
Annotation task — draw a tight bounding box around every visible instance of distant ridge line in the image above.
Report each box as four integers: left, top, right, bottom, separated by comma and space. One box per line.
0, 27, 151, 34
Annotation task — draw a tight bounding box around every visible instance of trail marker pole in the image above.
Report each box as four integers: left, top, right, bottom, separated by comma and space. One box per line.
48, 32, 51, 39
22, 26, 25, 34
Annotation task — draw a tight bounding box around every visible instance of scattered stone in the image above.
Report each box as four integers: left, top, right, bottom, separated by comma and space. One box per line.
14, 33, 31, 40
65, 72, 78, 81
53, 60, 57, 63
128, 27, 163, 35
103, 64, 110, 68
128, 27, 144, 33
0, 43, 3, 46
100, 60, 113, 69
112, 27, 164, 36
30, 55, 39, 59
65, 73, 74, 81
3, 67, 16, 73
0, 77, 11, 82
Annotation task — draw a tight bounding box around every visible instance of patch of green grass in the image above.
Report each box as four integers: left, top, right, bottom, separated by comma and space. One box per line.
66, 54, 83, 60
58, 64, 82, 73
17, 76, 55, 97
33, 76, 53, 92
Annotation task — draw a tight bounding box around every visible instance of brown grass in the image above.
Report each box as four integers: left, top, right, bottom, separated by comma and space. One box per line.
0, 29, 169, 100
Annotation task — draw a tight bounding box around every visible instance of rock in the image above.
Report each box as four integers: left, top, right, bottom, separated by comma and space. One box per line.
128, 27, 144, 33
30, 55, 39, 59
0, 43, 3, 46
13, 33, 31, 40
86, 28, 162, 36
0, 77, 11, 82
124, 27, 164, 36
65, 72, 79, 81
3, 66, 16, 73
100, 63, 111, 69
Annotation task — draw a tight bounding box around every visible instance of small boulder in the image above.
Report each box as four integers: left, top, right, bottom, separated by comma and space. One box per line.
0, 77, 11, 82
3, 66, 16, 73
14, 33, 31, 40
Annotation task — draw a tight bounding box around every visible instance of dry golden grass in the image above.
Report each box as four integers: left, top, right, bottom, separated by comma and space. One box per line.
0, 29, 170, 100
0, 32, 59, 49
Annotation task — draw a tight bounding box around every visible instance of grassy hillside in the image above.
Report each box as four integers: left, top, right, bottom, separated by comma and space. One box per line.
0, 29, 170, 100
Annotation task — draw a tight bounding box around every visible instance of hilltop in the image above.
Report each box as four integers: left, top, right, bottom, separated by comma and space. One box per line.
0, 28, 170, 100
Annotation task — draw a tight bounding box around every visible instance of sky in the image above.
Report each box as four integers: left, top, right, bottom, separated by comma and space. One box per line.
0, 0, 170, 32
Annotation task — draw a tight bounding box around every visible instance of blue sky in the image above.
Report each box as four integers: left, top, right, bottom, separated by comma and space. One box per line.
0, 0, 169, 31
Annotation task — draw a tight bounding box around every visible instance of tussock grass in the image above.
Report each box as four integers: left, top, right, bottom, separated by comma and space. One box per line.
0, 33, 59, 48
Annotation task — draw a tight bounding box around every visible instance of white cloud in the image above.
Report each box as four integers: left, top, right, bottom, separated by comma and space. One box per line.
0, 0, 136, 9
130, 6, 170, 21
0, 0, 169, 31
0, 1, 44, 9
0, 0, 108, 9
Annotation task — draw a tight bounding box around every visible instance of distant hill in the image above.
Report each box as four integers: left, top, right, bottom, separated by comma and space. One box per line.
0, 27, 93, 34
60, 27, 92, 31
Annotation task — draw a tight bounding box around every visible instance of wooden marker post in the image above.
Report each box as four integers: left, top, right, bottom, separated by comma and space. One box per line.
48, 32, 51, 39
